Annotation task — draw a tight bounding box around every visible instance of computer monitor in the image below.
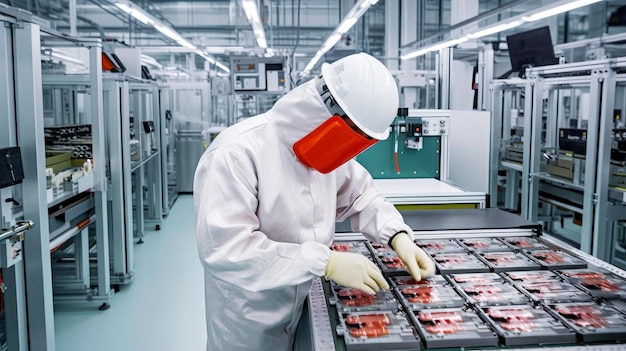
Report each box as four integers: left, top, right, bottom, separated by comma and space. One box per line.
506, 26, 558, 77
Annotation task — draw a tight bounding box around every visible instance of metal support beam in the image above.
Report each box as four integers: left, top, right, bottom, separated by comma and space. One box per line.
14, 21, 56, 351
89, 42, 112, 299
592, 69, 616, 259
384, 0, 399, 70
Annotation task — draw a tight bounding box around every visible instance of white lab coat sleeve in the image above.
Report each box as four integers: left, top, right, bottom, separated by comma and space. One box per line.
194, 149, 330, 292
335, 161, 414, 244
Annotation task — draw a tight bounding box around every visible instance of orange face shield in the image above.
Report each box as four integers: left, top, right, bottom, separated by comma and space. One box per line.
293, 115, 376, 174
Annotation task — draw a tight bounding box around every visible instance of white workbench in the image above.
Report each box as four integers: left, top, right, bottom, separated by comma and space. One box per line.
372, 178, 487, 208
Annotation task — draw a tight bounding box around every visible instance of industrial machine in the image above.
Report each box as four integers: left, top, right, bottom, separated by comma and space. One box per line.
355, 109, 491, 210
231, 56, 289, 93
230, 56, 290, 122
0, 147, 33, 351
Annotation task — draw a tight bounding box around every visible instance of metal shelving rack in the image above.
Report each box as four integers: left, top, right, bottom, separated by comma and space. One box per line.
103, 74, 163, 285
128, 82, 163, 234
0, 4, 113, 348
522, 59, 626, 265
489, 79, 527, 211
42, 70, 112, 309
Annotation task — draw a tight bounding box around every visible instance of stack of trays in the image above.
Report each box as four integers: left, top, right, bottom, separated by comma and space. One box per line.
546, 302, 626, 342
559, 269, 626, 300
502, 236, 550, 251
329, 281, 398, 313
335, 310, 421, 351
449, 272, 529, 307
415, 239, 466, 255
327, 237, 626, 349
476, 251, 542, 272
330, 240, 370, 256
390, 274, 464, 310
407, 307, 498, 348
476, 304, 576, 345
458, 238, 511, 252
431, 252, 490, 274
524, 250, 588, 270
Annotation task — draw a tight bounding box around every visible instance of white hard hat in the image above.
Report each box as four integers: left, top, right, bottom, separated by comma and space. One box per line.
321, 53, 399, 140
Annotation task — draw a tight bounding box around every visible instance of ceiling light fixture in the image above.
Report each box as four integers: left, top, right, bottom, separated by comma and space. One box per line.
239, 0, 267, 49
401, 0, 605, 60
522, 0, 603, 22
113, 1, 229, 73
303, 0, 378, 75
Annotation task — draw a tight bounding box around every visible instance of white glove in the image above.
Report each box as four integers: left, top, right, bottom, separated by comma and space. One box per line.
391, 232, 436, 281
325, 251, 389, 295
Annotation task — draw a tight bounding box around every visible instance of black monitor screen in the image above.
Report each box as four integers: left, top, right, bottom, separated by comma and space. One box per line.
506, 26, 557, 73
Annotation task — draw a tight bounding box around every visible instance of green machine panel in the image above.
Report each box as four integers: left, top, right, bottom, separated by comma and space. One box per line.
357, 117, 441, 179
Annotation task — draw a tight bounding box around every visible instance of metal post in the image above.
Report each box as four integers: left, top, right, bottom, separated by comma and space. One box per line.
578, 70, 604, 253
88, 43, 112, 300
439, 48, 451, 109
151, 85, 163, 222
592, 68, 616, 259
106, 79, 134, 283
385, 0, 399, 71
489, 84, 504, 207
14, 21, 55, 351
0, 18, 28, 351
522, 76, 543, 221
479, 47, 495, 112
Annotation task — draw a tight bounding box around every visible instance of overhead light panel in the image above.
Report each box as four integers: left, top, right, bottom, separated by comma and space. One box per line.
522, 0, 603, 22
467, 21, 523, 39
400, 37, 468, 60
336, 18, 358, 34
115, 2, 153, 25
302, 0, 378, 75
216, 61, 231, 73
240, 0, 267, 49
112, 1, 228, 73
401, 0, 605, 60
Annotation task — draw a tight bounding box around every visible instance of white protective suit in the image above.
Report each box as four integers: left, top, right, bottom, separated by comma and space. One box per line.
194, 77, 413, 351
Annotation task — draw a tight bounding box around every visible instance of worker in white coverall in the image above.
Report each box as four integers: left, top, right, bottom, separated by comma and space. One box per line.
194, 52, 436, 351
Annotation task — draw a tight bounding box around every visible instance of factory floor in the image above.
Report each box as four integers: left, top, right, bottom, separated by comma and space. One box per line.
54, 195, 207, 351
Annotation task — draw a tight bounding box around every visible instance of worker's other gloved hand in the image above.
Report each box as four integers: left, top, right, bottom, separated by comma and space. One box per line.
391, 232, 436, 281
325, 251, 389, 295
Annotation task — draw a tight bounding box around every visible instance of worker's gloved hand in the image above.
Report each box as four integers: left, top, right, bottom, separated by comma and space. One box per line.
391, 232, 436, 281
325, 251, 389, 295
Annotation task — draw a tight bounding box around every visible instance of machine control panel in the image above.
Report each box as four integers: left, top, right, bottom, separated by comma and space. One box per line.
231, 57, 288, 93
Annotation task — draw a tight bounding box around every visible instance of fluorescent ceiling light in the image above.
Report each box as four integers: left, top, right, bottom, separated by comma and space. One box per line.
322, 34, 342, 51
302, 0, 375, 75
216, 61, 231, 73
154, 24, 184, 42
195, 50, 216, 64
401, 37, 468, 60
401, 0, 605, 60
467, 21, 522, 39
336, 17, 358, 34
112, 1, 228, 73
116, 2, 153, 25
240, 0, 267, 49
522, 0, 603, 22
